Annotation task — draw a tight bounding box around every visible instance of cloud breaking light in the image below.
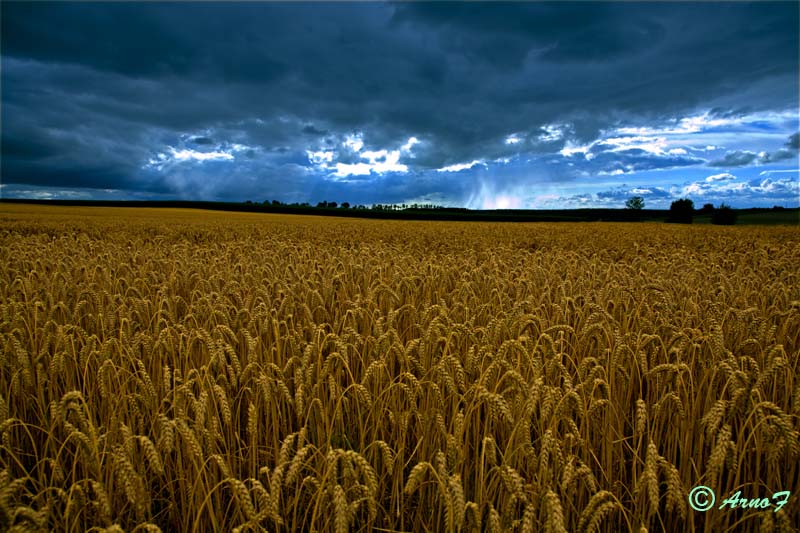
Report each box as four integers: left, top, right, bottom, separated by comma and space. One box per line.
1, 2, 797, 207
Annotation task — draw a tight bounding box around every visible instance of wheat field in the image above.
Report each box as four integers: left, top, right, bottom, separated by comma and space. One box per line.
1, 203, 798, 532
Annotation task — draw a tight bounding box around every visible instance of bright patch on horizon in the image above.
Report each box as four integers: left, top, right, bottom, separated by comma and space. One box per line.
466, 182, 526, 210
486, 195, 521, 209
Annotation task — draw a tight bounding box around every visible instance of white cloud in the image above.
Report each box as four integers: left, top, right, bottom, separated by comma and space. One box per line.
436, 160, 485, 172
601, 135, 669, 155
559, 141, 593, 158
401, 137, 420, 153
361, 149, 388, 162
539, 124, 565, 142
344, 133, 364, 152
600, 110, 795, 161
759, 169, 799, 176
682, 183, 704, 195
146, 146, 236, 170
597, 169, 627, 176
307, 150, 334, 166
556, 108, 796, 173
678, 174, 799, 199
28, 190, 55, 199
305, 134, 419, 177
333, 162, 373, 176
753, 177, 798, 194
310, 134, 420, 177
614, 111, 756, 136
505, 134, 521, 145
673, 113, 736, 134
715, 182, 748, 192
334, 148, 408, 177
169, 148, 233, 162
631, 188, 652, 194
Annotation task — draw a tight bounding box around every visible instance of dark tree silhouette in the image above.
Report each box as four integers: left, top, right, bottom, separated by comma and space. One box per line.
712, 204, 737, 225
668, 198, 694, 224
625, 196, 645, 210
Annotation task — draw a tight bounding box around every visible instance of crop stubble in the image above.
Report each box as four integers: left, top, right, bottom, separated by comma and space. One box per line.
1, 204, 798, 532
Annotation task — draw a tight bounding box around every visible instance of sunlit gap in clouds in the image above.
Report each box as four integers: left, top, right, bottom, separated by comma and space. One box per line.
306, 133, 420, 179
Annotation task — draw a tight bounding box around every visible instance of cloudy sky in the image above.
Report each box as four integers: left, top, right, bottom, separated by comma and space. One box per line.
2, 2, 798, 208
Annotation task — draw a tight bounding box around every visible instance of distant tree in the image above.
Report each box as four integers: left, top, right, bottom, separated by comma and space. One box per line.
271, 200, 282, 207
340, 202, 350, 209
625, 196, 645, 210
668, 198, 694, 224
700, 203, 714, 215
773, 205, 785, 210
328, 201, 337, 209
712, 203, 737, 225
316, 201, 328, 208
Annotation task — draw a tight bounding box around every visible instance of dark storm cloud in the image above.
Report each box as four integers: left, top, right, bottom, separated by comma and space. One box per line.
760, 149, 796, 164
709, 133, 799, 167
1, 3, 291, 82
709, 151, 760, 168
302, 125, 329, 136
391, 2, 668, 65
1, 1, 798, 204
584, 150, 704, 173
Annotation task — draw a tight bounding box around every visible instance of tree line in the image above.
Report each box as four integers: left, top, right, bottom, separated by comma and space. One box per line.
626, 195, 770, 225
250, 200, 454, 211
